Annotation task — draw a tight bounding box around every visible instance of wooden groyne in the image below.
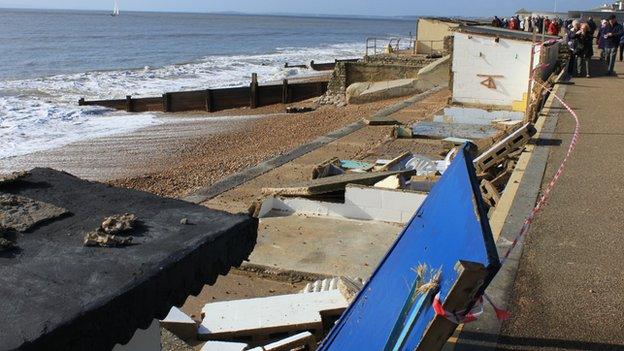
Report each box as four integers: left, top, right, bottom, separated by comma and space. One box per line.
79, 73, 328, 113
284, 58, 360, 71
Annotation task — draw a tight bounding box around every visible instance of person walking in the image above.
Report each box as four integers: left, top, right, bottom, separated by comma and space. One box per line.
598, 19, 608, 61
567, 20, 581, 75
575, 24, 594, 77
603, 15, 624, 75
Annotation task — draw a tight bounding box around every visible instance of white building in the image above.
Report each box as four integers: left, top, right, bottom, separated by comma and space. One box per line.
569, 1, 624, 21
450, 26, 560, 110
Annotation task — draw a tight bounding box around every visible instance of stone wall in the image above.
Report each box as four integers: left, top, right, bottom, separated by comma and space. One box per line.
363, 54, 434, 67
326, 58, 434, 95
327, 62, 348, 94
345, 63, 424, 86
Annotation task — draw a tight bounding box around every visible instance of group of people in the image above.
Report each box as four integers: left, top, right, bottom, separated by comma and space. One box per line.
492, 15, 562, 36
490, 14, 624, 78
567, 15, 623, 77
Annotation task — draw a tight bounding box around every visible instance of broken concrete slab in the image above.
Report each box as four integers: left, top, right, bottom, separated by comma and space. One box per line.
302, 277, 364, 303
248, 215, 402, 278
412, 121, 502, 140
262, 169, 416, 197
347, 78, 421, 105
201, 341, 249, 351
0, 168, 257, 351
247, 332, 317, 351
198, 290, 348, 340
413, 55, 451, 91
0, 193, 69, 232
433, 107, 524, 126
160, 307, 197, 341
262, 184, 428, 224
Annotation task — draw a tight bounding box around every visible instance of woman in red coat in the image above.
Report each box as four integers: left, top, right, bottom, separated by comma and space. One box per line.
547, 20, 560, 36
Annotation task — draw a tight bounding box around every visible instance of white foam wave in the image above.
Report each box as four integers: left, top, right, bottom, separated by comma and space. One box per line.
0, 42, 363, 160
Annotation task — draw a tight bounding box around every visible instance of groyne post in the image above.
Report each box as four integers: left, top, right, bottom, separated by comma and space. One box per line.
250, 73, 258, 109
162, 93, 171, 112
125, 95, 134, 112
282, 79, 290, 104
205, 89, 214, 112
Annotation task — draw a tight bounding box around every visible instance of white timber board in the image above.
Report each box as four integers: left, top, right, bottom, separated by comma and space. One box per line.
198, 290, 348, 338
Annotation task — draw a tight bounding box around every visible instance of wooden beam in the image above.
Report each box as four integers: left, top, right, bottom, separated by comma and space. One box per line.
282, 79, 290, 104
205, 89, 214, 112
250, 73, 258, 109
162, 93, 171, 112
415, 261, 489, 351
262, 169, 416, 197
125, 95, 133, 112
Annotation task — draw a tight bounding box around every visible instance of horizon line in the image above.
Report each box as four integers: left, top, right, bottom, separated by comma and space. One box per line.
0, 6, 496, 19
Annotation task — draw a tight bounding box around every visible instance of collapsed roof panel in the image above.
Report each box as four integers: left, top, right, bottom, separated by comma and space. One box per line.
0, 168, 257, 351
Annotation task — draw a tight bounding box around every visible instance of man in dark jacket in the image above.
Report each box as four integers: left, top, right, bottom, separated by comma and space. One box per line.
587, 17, 597, 35
575, 24, 594, 77
603, 15, 624, 75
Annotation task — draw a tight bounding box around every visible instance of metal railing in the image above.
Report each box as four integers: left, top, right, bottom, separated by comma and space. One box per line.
365, 36, 416, 56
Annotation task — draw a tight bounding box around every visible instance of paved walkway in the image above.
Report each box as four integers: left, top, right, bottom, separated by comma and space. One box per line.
497, 60, 624, 350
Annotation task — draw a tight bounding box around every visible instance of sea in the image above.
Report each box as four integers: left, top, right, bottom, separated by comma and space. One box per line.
0, 8, 416, 160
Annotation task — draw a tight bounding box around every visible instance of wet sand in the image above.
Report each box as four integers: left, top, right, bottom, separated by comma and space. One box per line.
2, 98, 409, 198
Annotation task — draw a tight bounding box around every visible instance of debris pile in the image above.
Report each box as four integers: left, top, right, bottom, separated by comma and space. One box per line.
161, 276, 361, 351
474, 123, 536, 213
314, 92, 347, 107
84, 213, 138, 247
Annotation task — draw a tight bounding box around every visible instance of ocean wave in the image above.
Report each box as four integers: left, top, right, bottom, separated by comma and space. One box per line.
0, 42, 363, 160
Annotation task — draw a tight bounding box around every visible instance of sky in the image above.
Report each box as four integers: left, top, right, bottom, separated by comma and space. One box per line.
0, 0, 606, 17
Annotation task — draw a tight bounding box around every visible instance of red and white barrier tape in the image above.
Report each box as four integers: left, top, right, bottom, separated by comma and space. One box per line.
500, 64, 581, 265
435, 56, 581, 323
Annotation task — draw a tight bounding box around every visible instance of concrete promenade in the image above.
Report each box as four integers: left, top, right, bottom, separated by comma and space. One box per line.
497, 60, 624, 350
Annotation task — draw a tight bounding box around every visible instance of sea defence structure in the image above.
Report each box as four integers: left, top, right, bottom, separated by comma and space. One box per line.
0, 169, 257, 351
79, 73, 328, 113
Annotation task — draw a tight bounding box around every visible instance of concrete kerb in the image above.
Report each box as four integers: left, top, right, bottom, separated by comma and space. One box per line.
182, 86, 446, 204
452, 71, 569, 350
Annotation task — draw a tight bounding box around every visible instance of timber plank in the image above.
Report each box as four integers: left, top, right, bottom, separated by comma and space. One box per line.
262, 170, 416, 197
198, 290, 347, 340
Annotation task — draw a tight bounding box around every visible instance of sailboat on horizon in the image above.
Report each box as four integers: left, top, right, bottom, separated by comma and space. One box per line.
111, 0, 120, 16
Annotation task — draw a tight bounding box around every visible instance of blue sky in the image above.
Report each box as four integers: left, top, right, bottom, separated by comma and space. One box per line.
0, 0, 604, 17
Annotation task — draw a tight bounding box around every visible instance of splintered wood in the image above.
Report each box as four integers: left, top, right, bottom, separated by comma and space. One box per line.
473, 123, 536, 174
473, 123, 536, 212
262, 170, 416, 197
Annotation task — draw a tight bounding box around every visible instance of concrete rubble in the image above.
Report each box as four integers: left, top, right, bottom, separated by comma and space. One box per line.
84, 213, 139, 247
162, 276, 362, 351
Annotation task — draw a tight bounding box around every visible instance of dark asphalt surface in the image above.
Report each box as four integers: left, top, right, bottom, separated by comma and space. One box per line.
497, 61, 624, 350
